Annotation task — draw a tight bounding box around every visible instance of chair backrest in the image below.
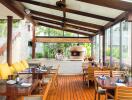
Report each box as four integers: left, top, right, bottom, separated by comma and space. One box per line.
115, 86, 132, 100
102, 67, 111, 71
87, 67, 94, 80
94, 67, 100, 71
94, 70, 110, 77
112, 71, 125, 77
43, 76, 53, 100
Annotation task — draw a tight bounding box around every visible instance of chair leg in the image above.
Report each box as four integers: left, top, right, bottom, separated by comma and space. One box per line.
98, 94, 100, 100
94, 91, 97, 100
87, 80, 89, 87
105, 94, 107, 100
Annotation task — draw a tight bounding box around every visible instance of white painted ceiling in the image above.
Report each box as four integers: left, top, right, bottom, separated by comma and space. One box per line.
21, 0, 124, 26
0, 3, 21, 19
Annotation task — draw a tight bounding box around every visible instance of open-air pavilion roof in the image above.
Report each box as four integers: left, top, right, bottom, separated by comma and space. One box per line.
1, 0, 132, 37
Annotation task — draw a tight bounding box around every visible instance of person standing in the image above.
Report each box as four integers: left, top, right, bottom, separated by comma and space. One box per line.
55, 49, 64, 60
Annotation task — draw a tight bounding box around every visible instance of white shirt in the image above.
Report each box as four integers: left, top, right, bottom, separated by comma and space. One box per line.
55, 53, 64, 60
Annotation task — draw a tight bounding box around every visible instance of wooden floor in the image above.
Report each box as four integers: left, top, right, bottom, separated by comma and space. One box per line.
47, 75, 105, 100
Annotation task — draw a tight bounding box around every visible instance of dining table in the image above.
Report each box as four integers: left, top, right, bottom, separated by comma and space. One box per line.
0, 77, 39, 100
95, 76, 132, 89
18, 66, 53, 80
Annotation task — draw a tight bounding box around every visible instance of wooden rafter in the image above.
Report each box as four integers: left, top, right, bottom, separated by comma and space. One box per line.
38, 22, 95, 37
35, 37, 91, 43
30, 10, 103, 29
32, 16, 98, 33
15, 0, 114, 21
77, 0, 132, 11
32, 16, 63, 26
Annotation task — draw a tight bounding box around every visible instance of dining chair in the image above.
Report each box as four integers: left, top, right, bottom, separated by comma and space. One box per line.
24, 74, 53, 100
94, 70, 110, 77
115, 86, 132, 100
94, 71, 110, 100
43, 64, 60, 88
112, 71, 125, 77
82, 62, 92, 83
85, 66, 94, 87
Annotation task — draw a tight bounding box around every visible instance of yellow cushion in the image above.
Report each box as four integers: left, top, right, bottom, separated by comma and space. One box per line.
12, 62, 22, 72
0, 63, 12, 79
18, 62, 26, 71
21, 60, 29, 69
9, 66, 16, 74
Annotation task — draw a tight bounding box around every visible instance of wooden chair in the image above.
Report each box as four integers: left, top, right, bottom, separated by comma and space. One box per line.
85, 67, 94, 87
94, 67, 100, 71
115, 86, 132, 100
94, 71, 110, 100
94, 71, 110, 77
112, 71, 125, 77
102, 67, 111, 71
43, 64, 60, 88
24, 74, 53, 100
83, 62, 92, 82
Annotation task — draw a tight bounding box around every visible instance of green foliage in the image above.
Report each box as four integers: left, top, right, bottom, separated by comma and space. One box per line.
80, 43, 91, 57
112, 47, 120, 59
36, 53, 43, 58
0, 19, 20, 37
35, 26, 91, 58
106, 48, 110, 56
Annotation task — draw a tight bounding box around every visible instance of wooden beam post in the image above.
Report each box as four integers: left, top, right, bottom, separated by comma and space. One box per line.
91, 37, 94, 57
32, 25, 36, 59
7, 16, 13, 66
101, 29, 105, 65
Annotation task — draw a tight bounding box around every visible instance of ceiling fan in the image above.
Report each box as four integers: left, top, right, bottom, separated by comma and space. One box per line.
56, 0, 66, 8
56, 0, 67, 30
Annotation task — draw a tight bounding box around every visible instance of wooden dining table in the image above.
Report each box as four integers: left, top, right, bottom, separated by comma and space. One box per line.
0, 77, 39, 100
18, 66, 53, 80
95, 76, 132, 89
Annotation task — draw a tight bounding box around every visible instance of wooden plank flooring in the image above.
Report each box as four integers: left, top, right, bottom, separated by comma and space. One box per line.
47, 75, 105, 100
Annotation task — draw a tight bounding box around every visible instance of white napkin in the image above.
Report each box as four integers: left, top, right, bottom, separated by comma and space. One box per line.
115, 83, 126, 86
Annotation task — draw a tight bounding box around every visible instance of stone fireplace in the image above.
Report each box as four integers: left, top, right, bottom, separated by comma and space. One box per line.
69, 46, 86, 60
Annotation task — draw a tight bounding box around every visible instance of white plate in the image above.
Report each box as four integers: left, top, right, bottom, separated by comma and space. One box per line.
7, 80, 16, 85
21, 83, 32, 87
40, 69, 47, 72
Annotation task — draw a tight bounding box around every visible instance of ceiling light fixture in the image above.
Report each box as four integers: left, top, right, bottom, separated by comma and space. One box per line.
25, 9, 30, 14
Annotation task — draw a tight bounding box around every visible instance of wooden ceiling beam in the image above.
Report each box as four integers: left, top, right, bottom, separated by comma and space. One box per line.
32, 16, 63, 26
35, 37, 91, 43
15, 0, 114, 21
38, 22, 95, 37
65, 23, 98, 33
30, 10, 103, 29
32, 16, 98, 33
77, 0, 132, 11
